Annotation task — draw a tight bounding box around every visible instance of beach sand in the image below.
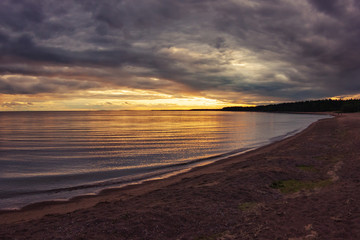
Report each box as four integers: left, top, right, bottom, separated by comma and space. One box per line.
0, 113, 359, 239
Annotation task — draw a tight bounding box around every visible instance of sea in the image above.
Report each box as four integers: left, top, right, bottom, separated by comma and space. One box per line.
0, 111, 329, 210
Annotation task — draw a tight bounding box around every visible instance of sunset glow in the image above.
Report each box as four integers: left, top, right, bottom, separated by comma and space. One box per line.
1, 0, 360, 111
0, 89, 241, 111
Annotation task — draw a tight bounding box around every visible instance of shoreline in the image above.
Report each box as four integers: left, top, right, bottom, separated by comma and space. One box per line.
1, 113, 359, 239
0, 146, 256, 213
0, 113, 328, 213
0, 114, 327, 217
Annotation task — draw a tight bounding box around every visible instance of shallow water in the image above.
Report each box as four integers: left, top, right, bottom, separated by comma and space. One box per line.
0, 111, 327, 209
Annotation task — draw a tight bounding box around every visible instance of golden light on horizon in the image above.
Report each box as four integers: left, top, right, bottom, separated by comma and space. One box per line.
2, 86, 355, 111
1, 88, 243, 111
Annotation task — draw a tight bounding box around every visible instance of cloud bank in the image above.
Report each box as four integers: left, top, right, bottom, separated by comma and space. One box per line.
1, 0, 360, 109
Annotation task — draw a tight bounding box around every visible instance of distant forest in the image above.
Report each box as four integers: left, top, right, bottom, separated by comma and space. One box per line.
222, 99, 360, 113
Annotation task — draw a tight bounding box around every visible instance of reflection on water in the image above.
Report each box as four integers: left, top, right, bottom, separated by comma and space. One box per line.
0, 111, 327, 209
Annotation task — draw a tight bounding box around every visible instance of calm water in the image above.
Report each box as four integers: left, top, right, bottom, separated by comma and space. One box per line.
0, 111, 327, 209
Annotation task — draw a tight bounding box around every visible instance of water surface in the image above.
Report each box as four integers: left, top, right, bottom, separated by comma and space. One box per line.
0, 111, 327, 209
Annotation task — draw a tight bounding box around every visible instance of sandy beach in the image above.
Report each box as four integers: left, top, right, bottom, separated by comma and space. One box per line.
0, 113, 359, 239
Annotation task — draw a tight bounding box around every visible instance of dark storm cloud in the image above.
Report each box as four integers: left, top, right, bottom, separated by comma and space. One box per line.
0, 75, 99, 95
0, 0, 44, 32
309, 0, 344, 16
1, 0, 360, 101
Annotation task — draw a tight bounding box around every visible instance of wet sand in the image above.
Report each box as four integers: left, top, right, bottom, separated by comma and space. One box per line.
0, 113, 359, 239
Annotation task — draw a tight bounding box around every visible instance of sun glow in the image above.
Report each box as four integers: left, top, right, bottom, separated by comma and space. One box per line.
0, 87, 233, 111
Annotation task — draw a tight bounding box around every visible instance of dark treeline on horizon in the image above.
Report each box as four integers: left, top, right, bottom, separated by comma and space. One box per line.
221, 99, 360, 113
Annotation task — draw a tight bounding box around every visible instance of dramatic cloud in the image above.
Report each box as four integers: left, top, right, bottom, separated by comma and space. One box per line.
1, 0, 360, 110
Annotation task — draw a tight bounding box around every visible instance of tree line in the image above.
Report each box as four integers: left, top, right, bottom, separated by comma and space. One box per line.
222, 99, 360, 113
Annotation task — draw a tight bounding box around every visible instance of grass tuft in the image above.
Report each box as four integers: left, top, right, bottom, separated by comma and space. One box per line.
296, 165, 318, 172
238, 202, 258, 211
270, 179, 332, 193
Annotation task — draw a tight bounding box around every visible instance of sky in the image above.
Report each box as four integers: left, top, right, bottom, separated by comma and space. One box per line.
1, 0, 360, 111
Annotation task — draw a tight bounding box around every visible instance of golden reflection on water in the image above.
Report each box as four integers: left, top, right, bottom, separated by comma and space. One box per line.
0, 111, 327, 209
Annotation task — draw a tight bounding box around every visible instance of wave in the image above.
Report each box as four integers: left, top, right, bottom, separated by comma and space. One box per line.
0, 146, 254, 200
0, 111, 329, 210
